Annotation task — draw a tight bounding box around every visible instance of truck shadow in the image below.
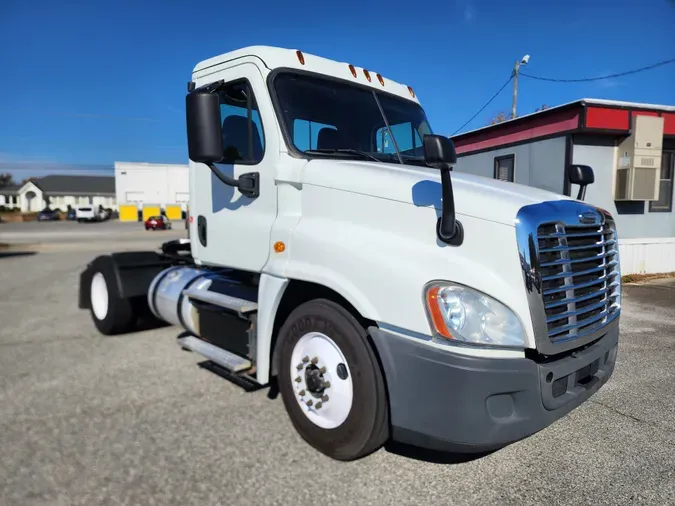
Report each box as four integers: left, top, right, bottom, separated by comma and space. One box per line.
0, 251, 38, 259
211, 165, 254, 213
384, 440, 496, 464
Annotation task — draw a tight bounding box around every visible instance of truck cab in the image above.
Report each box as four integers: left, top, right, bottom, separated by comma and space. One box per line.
78, 46, 621, 461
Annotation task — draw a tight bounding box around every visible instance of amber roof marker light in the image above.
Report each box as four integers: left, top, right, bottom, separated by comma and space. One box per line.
348, 64, 357, 78
296, 50, 305, 65
407, 86, 415, 98
376, 73, 385, 86
363, 69, 372, 82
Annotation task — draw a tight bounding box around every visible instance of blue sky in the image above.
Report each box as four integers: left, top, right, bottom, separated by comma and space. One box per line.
0, 0, 674, 179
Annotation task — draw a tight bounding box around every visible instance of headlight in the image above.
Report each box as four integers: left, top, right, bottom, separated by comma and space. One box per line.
423, 282, 525, 348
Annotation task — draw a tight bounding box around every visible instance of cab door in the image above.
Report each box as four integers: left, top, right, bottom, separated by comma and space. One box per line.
189, 62, 279, 272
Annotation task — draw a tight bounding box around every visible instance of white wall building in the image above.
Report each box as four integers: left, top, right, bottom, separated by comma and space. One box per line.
114, 162, 189, 220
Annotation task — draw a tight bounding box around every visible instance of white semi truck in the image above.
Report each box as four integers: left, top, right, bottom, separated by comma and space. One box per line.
78, 46, 621, 461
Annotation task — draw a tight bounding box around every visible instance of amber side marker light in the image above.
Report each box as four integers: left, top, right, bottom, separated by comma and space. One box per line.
407, 86, 415, 98
274, 241, 286, 253
376, 73, 385, 86
296, 50, 305, 65
348, 64, 357, 78
426, 286, 452, 339
363, 69, 372, 82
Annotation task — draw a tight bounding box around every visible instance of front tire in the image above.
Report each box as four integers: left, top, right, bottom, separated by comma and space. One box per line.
276, 299, 389, 461
88, 263, 136, 335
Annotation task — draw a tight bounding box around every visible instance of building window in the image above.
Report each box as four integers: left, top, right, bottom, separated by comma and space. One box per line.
649, 150, 673, 213
217, 80, 265, 164
494, 154, 515, 182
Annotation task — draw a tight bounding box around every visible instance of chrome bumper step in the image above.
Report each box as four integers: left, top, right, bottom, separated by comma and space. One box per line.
178, 335, 252, 373
182, 287, 258, 314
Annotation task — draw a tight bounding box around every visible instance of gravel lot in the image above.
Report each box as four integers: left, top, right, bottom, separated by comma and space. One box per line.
1, 226, 675, 506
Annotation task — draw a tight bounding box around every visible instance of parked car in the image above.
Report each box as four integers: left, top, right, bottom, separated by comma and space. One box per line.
145, 215, 172, 230
76, 206, 107, 223
37, 208, 61, 221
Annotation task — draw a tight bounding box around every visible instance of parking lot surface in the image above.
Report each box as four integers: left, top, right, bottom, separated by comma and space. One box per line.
0, 220, 186, 250
1, 228, 675, 506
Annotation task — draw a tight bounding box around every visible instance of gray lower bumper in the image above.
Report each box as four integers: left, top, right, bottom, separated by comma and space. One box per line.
369, 321, 619, 453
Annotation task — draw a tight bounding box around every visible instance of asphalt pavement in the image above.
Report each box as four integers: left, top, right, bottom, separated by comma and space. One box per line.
0, 219, 186, 250
1, 225, 675, 506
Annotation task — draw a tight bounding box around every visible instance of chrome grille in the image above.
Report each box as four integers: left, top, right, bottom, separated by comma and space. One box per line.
536, 221, 620, 343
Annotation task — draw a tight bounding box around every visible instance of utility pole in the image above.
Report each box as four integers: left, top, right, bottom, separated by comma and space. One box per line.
511, 54, 530, 119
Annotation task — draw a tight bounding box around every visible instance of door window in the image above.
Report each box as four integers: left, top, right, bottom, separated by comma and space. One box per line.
217, 81, 265, 164
375, 121, 424, 157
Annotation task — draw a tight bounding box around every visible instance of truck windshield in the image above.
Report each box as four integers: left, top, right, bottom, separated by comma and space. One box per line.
272, 72, 433, 165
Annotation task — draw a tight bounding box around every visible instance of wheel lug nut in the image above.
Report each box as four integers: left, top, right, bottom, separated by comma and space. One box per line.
311, 357, 318, 365
306, 400, 313, 407
319, 367, 326, 374
302, 356, 309, 363
296, 364, 303, 370
295, 377, 302, 383
321, 395, 329, 402
299, 390, 305, 396
323, 381, 330, 388
315, 402, 322, 409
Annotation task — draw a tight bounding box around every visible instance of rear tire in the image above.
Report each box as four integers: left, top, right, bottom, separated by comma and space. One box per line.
88, 262, 136, 335
276, 299, 389, 461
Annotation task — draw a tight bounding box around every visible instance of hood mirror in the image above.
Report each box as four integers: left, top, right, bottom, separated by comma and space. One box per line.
423, 135, 463, 246
568, 164, 594, 201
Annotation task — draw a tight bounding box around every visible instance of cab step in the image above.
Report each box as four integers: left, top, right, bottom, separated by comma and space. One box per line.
178, 335, 252, 372
198, 361, 263, 392
183, 286, 258, 314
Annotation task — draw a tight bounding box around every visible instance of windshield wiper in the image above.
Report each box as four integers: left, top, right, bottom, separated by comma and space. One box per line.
305, 148, 381, 162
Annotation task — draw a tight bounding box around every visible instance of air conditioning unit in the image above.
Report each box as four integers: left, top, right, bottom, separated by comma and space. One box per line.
613, 115, 664, 201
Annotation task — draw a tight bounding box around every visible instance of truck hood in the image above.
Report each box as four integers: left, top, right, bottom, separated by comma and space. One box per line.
301, 159, 571, 226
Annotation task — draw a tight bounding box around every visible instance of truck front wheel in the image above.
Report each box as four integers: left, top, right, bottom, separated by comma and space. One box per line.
276, 299, 389, 461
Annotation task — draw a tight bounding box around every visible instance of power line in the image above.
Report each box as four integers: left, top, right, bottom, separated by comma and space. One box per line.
451, 75, 513, 136
520, 57, 675, 82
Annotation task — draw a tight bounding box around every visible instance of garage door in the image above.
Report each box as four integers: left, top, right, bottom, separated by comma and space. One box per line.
119, 204, 138, 222
165, 204, 182, 220
142, 205, 161, 221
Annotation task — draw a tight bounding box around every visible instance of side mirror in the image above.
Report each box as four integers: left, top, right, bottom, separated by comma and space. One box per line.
568, 164, 594, 201
423, 134, 457, 170
423, 135, 462, 246
186, 91, 223, 163
185, 87, 260, 198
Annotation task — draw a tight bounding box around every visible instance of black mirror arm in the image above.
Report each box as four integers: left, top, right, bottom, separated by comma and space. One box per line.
436, 167, 464, 246
576, 184, 587, 201
206, 163, 260, 199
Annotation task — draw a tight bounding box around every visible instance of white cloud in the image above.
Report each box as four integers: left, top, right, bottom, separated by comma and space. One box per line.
464, 3, 475, 21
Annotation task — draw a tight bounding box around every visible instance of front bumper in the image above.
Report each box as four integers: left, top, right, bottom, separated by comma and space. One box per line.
369, 320, 619, 453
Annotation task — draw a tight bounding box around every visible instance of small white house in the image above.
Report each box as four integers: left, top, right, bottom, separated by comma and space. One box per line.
0, 175, 116, 212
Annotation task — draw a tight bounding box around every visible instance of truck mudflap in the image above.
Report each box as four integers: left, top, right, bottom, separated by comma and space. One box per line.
368, 320, 619, 453
78, 251, 172, 310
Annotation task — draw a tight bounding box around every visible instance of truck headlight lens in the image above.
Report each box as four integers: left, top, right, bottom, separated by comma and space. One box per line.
424, 282, 525, 348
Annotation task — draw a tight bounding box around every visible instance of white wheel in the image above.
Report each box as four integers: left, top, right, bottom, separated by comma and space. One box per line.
277, 299, 390, 460
290, 331, 354, 429
90, 272, 109, 320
